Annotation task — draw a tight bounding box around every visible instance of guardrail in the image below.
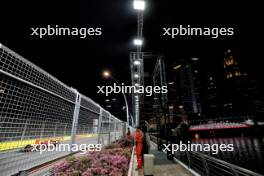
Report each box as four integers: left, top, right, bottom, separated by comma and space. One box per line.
175, 151, 263, 176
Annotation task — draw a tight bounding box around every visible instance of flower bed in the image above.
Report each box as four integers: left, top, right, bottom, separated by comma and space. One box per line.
52, 136, 133, 176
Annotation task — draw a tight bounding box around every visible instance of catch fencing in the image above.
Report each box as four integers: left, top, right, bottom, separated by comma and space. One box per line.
0, 43, 126, 175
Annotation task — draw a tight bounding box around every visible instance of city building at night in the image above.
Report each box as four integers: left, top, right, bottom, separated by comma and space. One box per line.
168, 58, 203, 121
203, 73, 219, 118
221, 50, 262, 117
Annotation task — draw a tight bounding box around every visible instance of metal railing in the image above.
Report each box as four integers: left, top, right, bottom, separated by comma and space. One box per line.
175, 150, 263, 176
149, 135, 263, 176
0, 43, 127, 176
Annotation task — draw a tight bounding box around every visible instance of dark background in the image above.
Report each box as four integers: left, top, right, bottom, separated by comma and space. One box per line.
1, 0, 263, 106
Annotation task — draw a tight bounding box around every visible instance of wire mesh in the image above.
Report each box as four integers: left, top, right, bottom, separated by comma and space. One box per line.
0, 43, 126, 176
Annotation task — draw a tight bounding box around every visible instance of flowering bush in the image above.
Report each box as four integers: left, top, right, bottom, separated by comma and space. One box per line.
117, 136, 133, 148
52, 136, 133, 176
104, 143, 118, 149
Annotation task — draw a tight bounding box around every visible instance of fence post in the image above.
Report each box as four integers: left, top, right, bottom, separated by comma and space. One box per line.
70, 89, 81, 152
21, 119, 29, 141
108, 113, 111, 144
53, 122, 57, 137
123, 122, 126, 137
201, 154, 210, 176
230, 166, 239, 176
186, 151, 191, 168
97, 108, 103, 144
64, 124, 67, 136
114, 118, 117, 141
40, 122, 45, 139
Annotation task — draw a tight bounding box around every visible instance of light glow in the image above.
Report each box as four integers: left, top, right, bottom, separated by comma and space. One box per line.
133, 0, 145, 10
134, 60, 141, 65
103, 71, 110, 78
133, 38, 143, 46
173, 65, 181, 70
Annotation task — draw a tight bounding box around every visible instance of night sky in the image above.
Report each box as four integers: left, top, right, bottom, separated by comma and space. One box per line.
1, 0, 263, 104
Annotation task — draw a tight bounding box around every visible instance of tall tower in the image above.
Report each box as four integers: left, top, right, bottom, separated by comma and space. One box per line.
204, 74, 218, 117
222, 49, 257, 116
224, 49, 241, 79
171, 58, 203, 120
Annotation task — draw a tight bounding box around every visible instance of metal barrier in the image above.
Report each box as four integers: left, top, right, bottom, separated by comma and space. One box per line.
149, 135, 263, 176
174, 151, 263, 176
0, 43, 127, 175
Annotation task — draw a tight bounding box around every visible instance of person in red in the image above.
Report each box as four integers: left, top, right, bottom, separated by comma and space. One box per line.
135, 126, 143, 169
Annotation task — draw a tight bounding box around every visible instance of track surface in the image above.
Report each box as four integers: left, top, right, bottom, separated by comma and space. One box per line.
0, 134, 115, 176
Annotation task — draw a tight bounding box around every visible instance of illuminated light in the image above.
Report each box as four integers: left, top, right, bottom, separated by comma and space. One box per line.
173, 65, 181, 70
195, 134, 200, 139
133, 0, 145, 10
106, 105, 111, 108
133, 38, 143, 46
135, 83, 140, 86
105, 99, 110, 102
134, 60, 141, 65
168, 82, 174, 85
112, 98, 116, 101
179, 105, 184, 109
103, 71, 110, 78
235, 71, 241, 76
134, 74, 139, 78
191, 57, 199, 61
0, 89, 4, 93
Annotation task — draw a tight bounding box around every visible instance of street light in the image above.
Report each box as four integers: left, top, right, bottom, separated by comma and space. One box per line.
133, 38, 143, 46
191, 57, 199, 61
134, 74, 139, 78
133, 60, 141, 65
102, 70, 130, 128
103, 70, 110, 78
173, 65, 181, 70
133, 0, 145, 10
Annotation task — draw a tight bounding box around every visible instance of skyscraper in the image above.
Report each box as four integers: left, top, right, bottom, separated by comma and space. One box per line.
169, 58, 203, 120
203, 73, 218, 117
222, 49, 261, 117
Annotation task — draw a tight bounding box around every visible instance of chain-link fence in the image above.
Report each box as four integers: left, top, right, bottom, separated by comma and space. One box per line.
0, 43, 127, 176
